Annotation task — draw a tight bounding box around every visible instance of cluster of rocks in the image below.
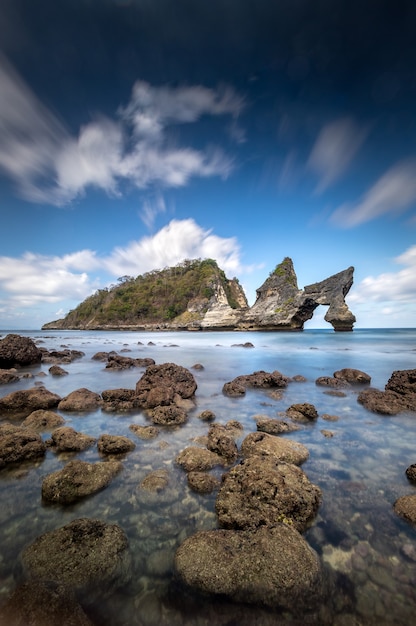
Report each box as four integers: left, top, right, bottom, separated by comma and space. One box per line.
173, 420, 326, 613
1, 333, 416, 623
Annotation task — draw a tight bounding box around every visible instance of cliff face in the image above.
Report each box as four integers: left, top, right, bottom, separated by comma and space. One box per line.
238, 258, 355, 331
42, 257, 356, 332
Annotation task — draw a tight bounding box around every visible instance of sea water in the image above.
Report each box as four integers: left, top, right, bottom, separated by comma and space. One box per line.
0, 328, 416, 625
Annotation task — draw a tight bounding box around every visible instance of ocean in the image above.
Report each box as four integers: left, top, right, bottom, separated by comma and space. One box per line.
0, 328, 416, 625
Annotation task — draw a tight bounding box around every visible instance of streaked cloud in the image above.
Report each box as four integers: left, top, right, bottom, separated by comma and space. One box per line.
140, 192, 167, 229
349, 245, 416, 304
307, 117, 368, 193
330, 159, 416, 227
0, 55, 243, 205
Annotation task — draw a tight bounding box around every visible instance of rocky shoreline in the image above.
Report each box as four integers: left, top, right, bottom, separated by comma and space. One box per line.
0, 333, 415, 624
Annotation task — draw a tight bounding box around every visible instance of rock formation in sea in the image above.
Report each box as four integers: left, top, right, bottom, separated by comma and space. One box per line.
41, 256, 356, 332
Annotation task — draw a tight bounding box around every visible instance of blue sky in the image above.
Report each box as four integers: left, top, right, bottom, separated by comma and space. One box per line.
0, 0, 416, 329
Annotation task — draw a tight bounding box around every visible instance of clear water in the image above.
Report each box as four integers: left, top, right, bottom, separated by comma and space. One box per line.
0, 329, 416, 625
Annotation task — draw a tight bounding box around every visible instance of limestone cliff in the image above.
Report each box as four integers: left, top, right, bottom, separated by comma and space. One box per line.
42, 257, 356, 332
238, 258, 355, 331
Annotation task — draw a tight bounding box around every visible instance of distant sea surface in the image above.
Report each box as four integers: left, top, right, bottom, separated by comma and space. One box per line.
1, 328, 416, 624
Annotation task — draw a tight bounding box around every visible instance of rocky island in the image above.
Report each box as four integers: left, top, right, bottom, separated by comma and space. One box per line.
42, 257, 356, 332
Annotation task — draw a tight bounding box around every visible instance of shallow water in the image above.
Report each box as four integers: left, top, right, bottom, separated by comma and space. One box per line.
0, 328, 416, 625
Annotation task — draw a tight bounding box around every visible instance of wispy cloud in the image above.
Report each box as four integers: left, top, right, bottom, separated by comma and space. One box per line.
330, 159, 416, 227
349, 245, 416, 304
0, 219, 245, 309
0, 56, 244, 205
307, 117, 368, 193
140, 192, 167, 229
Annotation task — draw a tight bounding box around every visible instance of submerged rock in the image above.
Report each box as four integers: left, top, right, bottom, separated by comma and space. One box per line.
21, 518, 132, 603
357, 388, 408, 415
129, 423, 159, 439
215, 455, 321, 532
0, 368, 19, 384
42, 459, 123, 504
174, 524, 325, 612
0, 580, 94, 626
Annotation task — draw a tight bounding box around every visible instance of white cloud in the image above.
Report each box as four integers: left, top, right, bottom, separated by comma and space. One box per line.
0, 220, 245, 310
348, 245, 416, 304
104, 218, 242, 277
331, 159, 416, 227
0, 56, 243, 205
0, 251, 100, 305
307, 117, 368, 193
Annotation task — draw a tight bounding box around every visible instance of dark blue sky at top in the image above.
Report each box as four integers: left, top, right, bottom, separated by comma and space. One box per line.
1, 0, 416, 328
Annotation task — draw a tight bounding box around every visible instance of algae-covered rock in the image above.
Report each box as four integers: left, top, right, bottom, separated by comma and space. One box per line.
240, 431, 309, 465
174, 524, 325, 612
216, 455, 321, 532
0, 423, 46, 467
21, 518, 132, 603
42, 459, 123, 503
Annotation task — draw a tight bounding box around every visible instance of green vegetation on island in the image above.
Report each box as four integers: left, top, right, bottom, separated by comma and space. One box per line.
43, 259, 246, 329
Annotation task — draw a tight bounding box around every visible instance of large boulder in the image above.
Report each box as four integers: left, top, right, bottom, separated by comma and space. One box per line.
58, 388, 103, 412
223, 370, 288, 396
0, 387, 61, 418
0, 423, 46, 468
105, 354, 155, 369
0, 334, 42, 368
21, 409, 65, 431
285, 402, 318, 422
240, 431, 309, 465
357, 388, 408, 415
97, 434, 136, 455
0, 368, 19, 384
20, 518, 132, 603
393, 494, 416, 525
176, 446, 230, 472
333, 368, 371, 384
254, 415, 300, 435
135, 362, 197, 409
385, 369, 416, 410
42, 459, 123, 504
101, 388, 138, 412
215, 455, 321, 532
48, 427, 96, 452
0, 580, 94, 626
358, 369, 416, 415
174, 524, 325, 612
